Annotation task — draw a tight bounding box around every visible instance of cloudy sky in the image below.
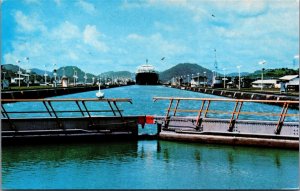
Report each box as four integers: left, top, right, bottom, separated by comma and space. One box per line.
2, 0, 299, 74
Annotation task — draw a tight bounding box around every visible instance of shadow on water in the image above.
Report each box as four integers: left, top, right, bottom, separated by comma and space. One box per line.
2, 140, 299, 189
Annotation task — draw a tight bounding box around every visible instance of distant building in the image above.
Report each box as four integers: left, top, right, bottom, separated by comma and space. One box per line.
251, 79, 278, 88
278, 75, 299, 91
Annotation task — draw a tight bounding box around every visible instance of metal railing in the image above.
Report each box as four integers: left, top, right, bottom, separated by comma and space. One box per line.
1, 98, 132, 130
153, 97, 299, 134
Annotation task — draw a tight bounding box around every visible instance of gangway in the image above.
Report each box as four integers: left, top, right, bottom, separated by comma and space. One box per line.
1, 98, 141, 144
147, 97, 299, 149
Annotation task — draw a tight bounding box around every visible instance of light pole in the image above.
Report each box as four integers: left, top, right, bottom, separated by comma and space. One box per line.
26, 69, 31, 87
53, 64, 57, 88
44, 65, 48, 85
259, 60, 266, 91
187, 74, 189, 86
25, 57, 30, 87
16, 60, 21, 87
73, 68, 77, 86
203, 72, 206, 87
92, 77, 95, 85
84, 72, 87, 85
237, 65, 241, 90
223, 68, 226, 89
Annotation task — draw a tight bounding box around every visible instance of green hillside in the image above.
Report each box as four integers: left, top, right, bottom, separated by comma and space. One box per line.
159, 63, 213, 82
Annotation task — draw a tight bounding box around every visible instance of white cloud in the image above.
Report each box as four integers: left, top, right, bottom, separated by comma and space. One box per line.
76, 0, 96, 14
52, 21, 81, 40
127, 33, 144, 40
83, 25, 108, 52
14, 11, 46, 33
154, 22, 176, 32
54, 0, 61, 6
24, 0, 40, 4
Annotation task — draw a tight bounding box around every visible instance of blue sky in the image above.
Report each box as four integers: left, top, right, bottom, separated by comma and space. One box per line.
2, 0, 299, 74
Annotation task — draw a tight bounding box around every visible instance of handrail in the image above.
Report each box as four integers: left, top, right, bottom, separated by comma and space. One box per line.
153, 97, 299, 104
153, 97, 299, 134
1, 98, 132, 103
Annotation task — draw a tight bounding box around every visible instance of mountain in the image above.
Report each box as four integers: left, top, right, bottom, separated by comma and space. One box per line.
226, 72, 250, 77
100, 71, 133, 79
31, 68, 53, 77
159, 63, 213, 82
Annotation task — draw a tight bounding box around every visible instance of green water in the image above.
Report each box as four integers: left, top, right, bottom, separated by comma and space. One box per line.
2, 85, 299, 189
2, 140, 298, 189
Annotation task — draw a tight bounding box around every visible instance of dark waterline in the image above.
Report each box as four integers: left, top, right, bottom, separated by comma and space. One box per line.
2, 85, 299, 189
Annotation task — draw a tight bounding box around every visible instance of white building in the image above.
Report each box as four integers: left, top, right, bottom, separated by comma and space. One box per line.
251, 79, 278, 88
279, 75, 299, 85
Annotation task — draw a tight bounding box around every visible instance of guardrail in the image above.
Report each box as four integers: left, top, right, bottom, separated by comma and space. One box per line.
153, 97, 299, 135
1, 98, 132, 131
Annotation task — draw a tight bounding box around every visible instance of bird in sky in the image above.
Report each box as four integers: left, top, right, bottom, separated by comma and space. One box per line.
212, 14, 215, 17
161, 57, 165, 60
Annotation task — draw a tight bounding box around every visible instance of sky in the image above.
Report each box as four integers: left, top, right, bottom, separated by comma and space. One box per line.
1, 0, 299, 75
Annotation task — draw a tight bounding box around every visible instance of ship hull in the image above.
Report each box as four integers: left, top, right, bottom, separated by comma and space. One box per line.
135, 73, 159, 85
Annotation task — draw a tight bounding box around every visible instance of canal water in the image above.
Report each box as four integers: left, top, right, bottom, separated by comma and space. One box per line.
2, 85, 299, 189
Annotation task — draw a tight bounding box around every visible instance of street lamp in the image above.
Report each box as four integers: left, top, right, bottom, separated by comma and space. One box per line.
73, 68, 77, 86
84, 72, 87, 85
44, 65, 48, 85
223, 68, 226, 89
203, 72, 206, 87
25, 57, 30, 87
237, 65, 241, 90
187, 74, 189, 86
53, 64, 57, 88
197, 72, 200, 87
259, 60, 266, 91
16, 60, 22, 87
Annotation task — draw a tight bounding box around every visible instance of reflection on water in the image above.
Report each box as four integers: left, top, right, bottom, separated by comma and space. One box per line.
2, 140, 298, 189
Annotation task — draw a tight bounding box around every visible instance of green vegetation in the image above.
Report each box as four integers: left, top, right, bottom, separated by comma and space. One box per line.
159, 63, 213, 82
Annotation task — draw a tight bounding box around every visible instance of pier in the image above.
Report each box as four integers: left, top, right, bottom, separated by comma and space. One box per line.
170, 85, 299, 108
1, 84, 132, 99
1, 96, 298, 149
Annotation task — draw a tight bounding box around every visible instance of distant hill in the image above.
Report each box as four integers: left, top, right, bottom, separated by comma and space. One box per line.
247, 68, 298, 79
159, 63, 213, 82
226, 72, 250, 77
100, 71, 133, 79
31, 68, 53, 77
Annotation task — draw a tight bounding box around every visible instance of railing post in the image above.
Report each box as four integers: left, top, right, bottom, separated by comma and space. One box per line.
164, 99, 174, 129
275, 102, 289, 135
195, 100, 206, 131
173, 100, 180, 116
47, 101, 64, 129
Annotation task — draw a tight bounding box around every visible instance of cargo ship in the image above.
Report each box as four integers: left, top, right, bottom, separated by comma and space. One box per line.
135, 64, 159, 85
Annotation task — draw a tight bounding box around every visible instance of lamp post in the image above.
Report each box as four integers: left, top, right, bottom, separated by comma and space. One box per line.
223, 68, 226, 89
53, 64, 57, 88
84, 72, 87, 85
25, 57, 30, 87
16, 60, 21, 87
26, 69, 31, 87
197, 72, 200, 87
187, 74, 189, 86
73, 68, 77, 87
203, 72, 206, 87
44, 65, 48, 85
237, 65, 241, 90
259, 60, 266, 91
